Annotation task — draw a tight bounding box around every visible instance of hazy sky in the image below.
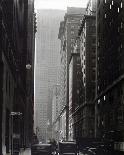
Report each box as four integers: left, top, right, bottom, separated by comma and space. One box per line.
35, 0, 89, 10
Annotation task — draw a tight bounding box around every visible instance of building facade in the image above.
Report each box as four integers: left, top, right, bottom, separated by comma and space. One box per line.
58, 7, 85, 140
0, 0, 35, 154
58, 20, 67, 141
68, 52, 84, 140
96, 0, 124, 146
79, 15, 96, 138
52, 85, 61, 141
86, 0, 97, 15
34, 9, 65, 142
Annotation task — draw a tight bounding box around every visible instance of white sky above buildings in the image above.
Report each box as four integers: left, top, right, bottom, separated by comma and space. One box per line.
35, 0, 89, 10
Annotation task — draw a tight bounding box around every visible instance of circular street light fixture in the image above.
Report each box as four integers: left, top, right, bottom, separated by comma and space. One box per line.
26, 64, 31, 70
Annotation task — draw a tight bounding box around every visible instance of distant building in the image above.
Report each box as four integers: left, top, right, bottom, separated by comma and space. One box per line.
68, 51, 83, 140
68, 37, 85, 141
86, 0, 96, 15
96, 0, 124, 145
58, 20, 67, 141
34, 9, 65, 142
58, 7, 85, 140
52, 85, 61, 141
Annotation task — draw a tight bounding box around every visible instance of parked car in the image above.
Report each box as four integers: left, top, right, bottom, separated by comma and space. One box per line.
31, 143, 53, 155
57, 141, 78, 155
87, 147, 97, 155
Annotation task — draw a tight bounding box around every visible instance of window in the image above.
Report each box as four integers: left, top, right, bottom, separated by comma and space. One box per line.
121, 22, 123, 29
71, 38, 75, 42
104, 95, 106, 101
112, 0, 113, 5
104, 13, 106, 18
98, 86, 99, 91
104, 0, 106, 3
98, 99, 100, 104
121, 2, 123, 8
118, 27, 120, 32
98, 41, 100, 47
118, 7, 120, 13
92, 38, 96, 44
121, 44, 123, 49
109, 22, 111, 27
71, 31, 74, 35
78, 25, 80, 29
71, 25, 74, 29
110, 4, 111, 9
71, 43, 74, 47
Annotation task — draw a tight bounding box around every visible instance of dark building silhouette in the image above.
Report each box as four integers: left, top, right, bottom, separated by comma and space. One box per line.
0, 0, 35, 154
68, 50, 84, 140
96, 0, 124, 146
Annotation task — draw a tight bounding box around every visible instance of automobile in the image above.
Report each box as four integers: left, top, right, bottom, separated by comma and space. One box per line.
81, 147, 90, 155
57, 141, 78, 155
87, 148, 97, 155
102, 130, 123, 142
31, 143, 53, 155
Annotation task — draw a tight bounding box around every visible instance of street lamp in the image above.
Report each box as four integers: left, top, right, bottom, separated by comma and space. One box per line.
26, 64, 31, 70
46, 120, 50, 143
10, 112, 22, 116
10, 112, 22, 155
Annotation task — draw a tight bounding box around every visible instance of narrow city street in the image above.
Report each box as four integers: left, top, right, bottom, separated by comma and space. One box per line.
0, 0, 124, 154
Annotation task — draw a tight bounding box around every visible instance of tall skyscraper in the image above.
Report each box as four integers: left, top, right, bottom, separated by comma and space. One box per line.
96, 0, 124, 146
34, 9, 65, 142
57, 7, 85, 140
0, 0, 35, 153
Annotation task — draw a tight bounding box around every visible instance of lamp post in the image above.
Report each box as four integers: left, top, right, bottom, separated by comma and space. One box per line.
26, 64, 31, 70
10, 112, 22, 155
46, 120, 50, 143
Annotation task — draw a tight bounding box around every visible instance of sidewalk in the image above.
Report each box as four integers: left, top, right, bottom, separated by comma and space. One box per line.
20, 148, 31, 155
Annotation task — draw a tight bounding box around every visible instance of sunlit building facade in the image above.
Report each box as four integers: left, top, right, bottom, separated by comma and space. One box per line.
58, 7, 85, 140
79, 15, 96, 138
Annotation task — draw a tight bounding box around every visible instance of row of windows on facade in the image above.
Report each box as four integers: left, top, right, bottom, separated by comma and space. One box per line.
98, 16, 123, 28
97, 111, 124, 128
81, 38, 96, 49
98, 0, 115, 6
75, 128, 94, 137
97, 38, 123, 49
97, 64, 124, 81
70, 25, 81, 29
97, 84, 124, 103
97, 61, 124, 76
98, 5, 123, 22
97, 93, 124, 106
82, 62, 95, 74
98, 3, 123, 19
73, 110, 94, 124
2, 31, 18, 73
104, 0, 122, 9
